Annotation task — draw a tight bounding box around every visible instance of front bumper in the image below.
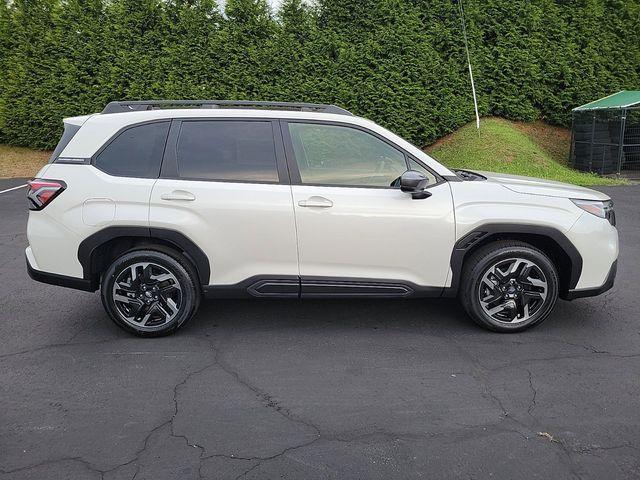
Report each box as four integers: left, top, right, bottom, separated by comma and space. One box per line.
563, 260, 617, 300
26, 251, 96, 292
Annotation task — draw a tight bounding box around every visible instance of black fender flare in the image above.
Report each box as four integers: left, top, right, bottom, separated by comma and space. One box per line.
445, 223, 582, 296
77, 226, 210, 287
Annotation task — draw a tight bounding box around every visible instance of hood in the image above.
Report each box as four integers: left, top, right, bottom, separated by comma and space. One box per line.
476, 171, 610, 201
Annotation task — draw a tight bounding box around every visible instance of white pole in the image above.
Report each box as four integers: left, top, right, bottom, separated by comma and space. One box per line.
458, 0, 480, 130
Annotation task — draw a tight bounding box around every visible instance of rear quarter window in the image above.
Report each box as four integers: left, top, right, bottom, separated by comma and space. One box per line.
49, 123, 81, 162
94, 121, 170, 178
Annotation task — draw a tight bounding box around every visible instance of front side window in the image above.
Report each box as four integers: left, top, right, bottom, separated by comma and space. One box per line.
176, 120, 278, 182
94, 122, 170, 178
288, 123, 409, 187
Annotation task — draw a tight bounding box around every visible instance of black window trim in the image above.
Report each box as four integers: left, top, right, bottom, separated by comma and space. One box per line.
90, 119, 172, 179
160, 117, 289, 185
280, 119, 444, 190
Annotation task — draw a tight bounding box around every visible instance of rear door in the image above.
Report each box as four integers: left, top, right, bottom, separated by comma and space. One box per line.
282, 120, 455, 294
149, 118, 299, 290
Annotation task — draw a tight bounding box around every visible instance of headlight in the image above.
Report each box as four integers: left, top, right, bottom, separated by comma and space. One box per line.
571, 199, 615, 225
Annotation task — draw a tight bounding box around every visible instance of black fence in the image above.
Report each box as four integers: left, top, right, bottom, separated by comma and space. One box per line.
571, 107, 640, 177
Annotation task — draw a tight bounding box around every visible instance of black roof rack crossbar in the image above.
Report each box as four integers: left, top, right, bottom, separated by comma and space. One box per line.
102, 100, 352, 116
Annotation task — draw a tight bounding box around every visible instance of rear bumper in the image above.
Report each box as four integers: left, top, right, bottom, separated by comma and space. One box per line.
563, 260, 617, 300
26, 251, 96, 292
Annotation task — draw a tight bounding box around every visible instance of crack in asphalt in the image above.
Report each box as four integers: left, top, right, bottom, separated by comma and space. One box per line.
0, 338, 124, 360
0, 456, 103, 477
212, 348, 322, 438
526, 368, 537, 415
4, 323, 639, 479
193, 338, 322, 479
4, 329, 639, 479
442, 339, 603, 480
98, 335, 322, 480
486, 350, 640, 371
538, 434, 587, 480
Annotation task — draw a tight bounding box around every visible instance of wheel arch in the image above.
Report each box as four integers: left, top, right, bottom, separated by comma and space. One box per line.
447, 224, 582, 300
77, 227, 210, 289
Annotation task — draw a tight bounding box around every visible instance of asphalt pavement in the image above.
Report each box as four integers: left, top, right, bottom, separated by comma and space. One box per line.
1, 178, 638, 480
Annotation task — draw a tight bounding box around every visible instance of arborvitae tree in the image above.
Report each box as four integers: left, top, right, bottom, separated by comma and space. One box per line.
216, 0, 276, 98
314, 0, 476, 146
161, 0, 224, 99
1, 0, 61, 148
410, 0, 487, 133
534, 0, 577, 124
0, 0, 13, 142
552, 0, 640, 124
265, 0, 319, 101
48, 0, 106, 123
0, 0, 638, 148
100, 0, 169, 102
461, 0, 545, 121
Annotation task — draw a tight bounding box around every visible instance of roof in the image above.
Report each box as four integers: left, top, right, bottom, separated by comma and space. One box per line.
573, 90, 640, 111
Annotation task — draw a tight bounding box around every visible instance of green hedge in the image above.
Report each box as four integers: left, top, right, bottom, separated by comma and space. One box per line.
0, 0, 638, 149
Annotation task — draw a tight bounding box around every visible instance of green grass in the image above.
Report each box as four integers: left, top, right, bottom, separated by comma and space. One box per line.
425, 117, 625, 186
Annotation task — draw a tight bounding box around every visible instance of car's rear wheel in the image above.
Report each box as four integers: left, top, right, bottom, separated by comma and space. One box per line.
460, 241, 559, 332
101, 249, 200, 337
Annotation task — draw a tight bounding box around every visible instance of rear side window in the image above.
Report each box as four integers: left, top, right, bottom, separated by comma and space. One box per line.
176, 121, 278, 182
94, 121, 170, 178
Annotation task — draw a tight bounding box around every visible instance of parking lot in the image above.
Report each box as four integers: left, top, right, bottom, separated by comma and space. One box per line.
1, 178, 638, 480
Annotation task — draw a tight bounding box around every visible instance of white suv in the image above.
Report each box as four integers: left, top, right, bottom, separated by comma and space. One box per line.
26, 100, 618, 336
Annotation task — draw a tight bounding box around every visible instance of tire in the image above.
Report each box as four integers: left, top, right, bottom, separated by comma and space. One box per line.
459, 240, 559, 333
101, 249, 200, 337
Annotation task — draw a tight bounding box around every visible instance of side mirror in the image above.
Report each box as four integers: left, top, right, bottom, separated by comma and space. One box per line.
399, 170, 431, 199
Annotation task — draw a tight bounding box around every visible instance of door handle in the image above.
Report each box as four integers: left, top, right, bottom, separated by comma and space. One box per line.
298, 196, 333, 208
160, 190, 196, 201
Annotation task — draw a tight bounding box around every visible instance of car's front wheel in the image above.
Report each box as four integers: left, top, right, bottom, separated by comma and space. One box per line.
101, 249, 200, 337
460, 241, 559, 332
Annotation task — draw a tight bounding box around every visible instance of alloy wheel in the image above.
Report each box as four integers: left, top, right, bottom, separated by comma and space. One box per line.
111, 262, 183, 332
477, 257, 548, 325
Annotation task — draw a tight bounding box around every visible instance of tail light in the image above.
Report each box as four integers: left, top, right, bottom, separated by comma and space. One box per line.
27, 179, 66, 210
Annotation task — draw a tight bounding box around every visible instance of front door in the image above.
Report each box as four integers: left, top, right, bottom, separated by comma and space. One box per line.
282, 120, 455, 295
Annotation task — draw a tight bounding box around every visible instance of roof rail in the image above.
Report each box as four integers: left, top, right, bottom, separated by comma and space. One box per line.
102, 100, 353, 116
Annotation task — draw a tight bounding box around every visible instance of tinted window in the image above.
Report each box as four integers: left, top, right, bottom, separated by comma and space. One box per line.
176, 121, 278, 182
288, 123, 408, 187
95, 122, 169, 178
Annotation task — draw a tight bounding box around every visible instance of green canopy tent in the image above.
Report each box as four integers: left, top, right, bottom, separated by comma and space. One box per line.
571, 91, 640, 176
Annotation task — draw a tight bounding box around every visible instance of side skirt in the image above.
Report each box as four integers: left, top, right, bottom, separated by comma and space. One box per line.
203, 275, 444, 299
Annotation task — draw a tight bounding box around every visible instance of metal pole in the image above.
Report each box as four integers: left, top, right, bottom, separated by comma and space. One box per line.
569, 113, 575, 167
457, 0, 480, 132
589, 114, 596, 171
617, 109, 627, 176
